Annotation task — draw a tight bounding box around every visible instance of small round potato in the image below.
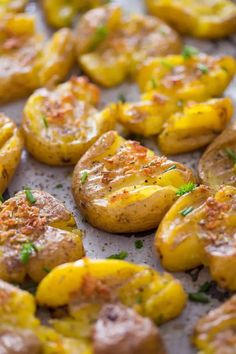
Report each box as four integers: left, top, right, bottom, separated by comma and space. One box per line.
158, 97, 233, 155
76, 4, 182, 87
193, 295, 236, 353
0, 189, 85, 283
137, 53, 236, 99
72, 130, 195, 233
22, 76, 115, 166
198, 125, 236, 191
36, 258, 187, 324
155, 185, 236, 290
0, 114, 23, 195
145, 0, 236, 39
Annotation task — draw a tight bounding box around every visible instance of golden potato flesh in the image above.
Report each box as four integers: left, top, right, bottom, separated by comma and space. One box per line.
158, 97, 233, 155
0, 0, 27, 13
22, 76, 115, 166
76, 4, 182, 87
72, 130, 195, 233
36, 258, 187, 325
193, 295, 236, 353
137, 54, 235, 99
0, 114, 23, 195
155, 185, 236, 290
42, 0, 109, 28
0, 189, 84, 283
198, 125, 236, 191
145, 0, 236, 39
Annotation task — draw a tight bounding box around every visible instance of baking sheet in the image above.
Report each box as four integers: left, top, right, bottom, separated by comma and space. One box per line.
2, 1, 236, 353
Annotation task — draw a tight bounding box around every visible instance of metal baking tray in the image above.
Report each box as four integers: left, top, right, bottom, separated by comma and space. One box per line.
2, 1, 236, 353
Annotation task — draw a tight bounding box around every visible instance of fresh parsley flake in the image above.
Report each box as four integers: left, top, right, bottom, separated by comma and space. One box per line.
188, 292, 209, 303
107, 251, 128, 260
180, 206, 194, 217
118, 93, 126, 103
198, 281, 211, 293
197, 63, 209, 74
24, 189, 36, 204
164, 165, 176, 173
90, 25, 108, 50
182, 45, 199, 59
55, 184, 63, 189
81, 171, 88, 185
150, 77, 157, 89
135, 240, 143, 249
0, 194, 4, 203
20, 242, 37, 264
176, 182, 197, 196
43, 266, 51, 273
225, 148, 236, 164
42, 115, 48, 128
160, 59, 173, 70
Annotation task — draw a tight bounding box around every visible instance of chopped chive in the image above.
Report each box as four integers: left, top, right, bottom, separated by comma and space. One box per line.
20, 242, 37, 264
42, 115, 48, 128
164, 165, 176, 173
135, 240, 143, 249
136, 294, 142, 304
43, 266, 51, 273
150, 77, 157, 89
107, 251, 128, 260
55, 184, 63, 189
160, 59, 173, 70
198, 281, 211, 293
118, 93, 126, 103
24, 189, 36, 204
0, 194, 4, 203
182, 45, 199, 59
225, 148, 236, 164
90, 25, 108, 50
197, 63, 209, 74
180, 206, 194, 217
80, 171, 88, 185
188, 292, 209, 303
176, 182, 197, 196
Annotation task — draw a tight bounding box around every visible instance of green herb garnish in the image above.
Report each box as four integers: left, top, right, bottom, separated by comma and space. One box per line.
43, 266, 51, 273
80, 171, 88, 185
55, 184, 63, 189
180, 206, 194, 217
24, 189, 36, 204
198, 281, 211, 293
182, 45, 199, 59
135, 240, 143, 249
160, 59, 173, 70
90, 25, 108, 50
176, 182, 197, 196
150, 77, 157, 89
42, 115, 48, 128
107, 251, 128, 260
118, 93, 126, 103
225, 148, 236, 164
20, 242, 37, 264
164, 165, 176, 173
197, 63, 209, 74
188, 292, 209, 303
0, 194, 4, 203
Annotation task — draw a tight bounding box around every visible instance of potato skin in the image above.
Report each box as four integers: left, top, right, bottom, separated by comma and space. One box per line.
76, 4, 182, 87
22, 76, 115, 166
72, 130, 195, 233
193, 295, 236, 353
158, 98, 233, 155
0, 189, 84, 283
155, 185, 236, 290
145, 0, 236, 39
0, 114, 23, 195
198, 125, 236, 191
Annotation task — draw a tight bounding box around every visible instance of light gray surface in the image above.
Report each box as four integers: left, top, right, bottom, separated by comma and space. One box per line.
2, 1, 236, 353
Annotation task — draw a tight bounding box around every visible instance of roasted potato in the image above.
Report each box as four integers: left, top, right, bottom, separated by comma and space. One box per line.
137, 54, 236, 100
36, 258, 187, 324
0, 114, 23, 195
145, 0, 236, 39
198, 125, 236, 191
0, 189, 84, 283
193, 295, 236, 353
76, 4, 182, 87
72, 130, 195, 233
42, 0, 110, 28
22, 76, 115, 166
155, 185, 236, 290
0, 0, 27, 13
158, 97, 233, 155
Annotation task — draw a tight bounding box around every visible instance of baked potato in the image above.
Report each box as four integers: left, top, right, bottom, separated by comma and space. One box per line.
0, 189, 84, 283
155, 185, 236, 290
137, 54, 236, 101
42, 0, 110, 28
193, 295, 236, 353
0, 114, 23, 195
36, 258, 187, 324
22, 76, 115, 166
158, 97, 233, 155
72, 130, 195, 233
198, 125, 236, 191
145, 0, 236, 39
0, 0, 27, 13
76, 4, 182, 87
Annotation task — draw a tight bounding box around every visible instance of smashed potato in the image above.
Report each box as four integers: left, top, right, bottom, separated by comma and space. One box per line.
193, 295, 236, 353
158, 97, 233, 155
72, 130, 195, 233
36, 258, 187, 324
76, 4, 182, 87
0, 114, 23, 195
145, 0, 236, 39
43, 0, 109, 28
198, 125, 236, 190
155, 185, 236, 290
0, 0, 27, 13
137, 53, 235, 99
0, 189, 84, 283
22, 76, 115, 166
